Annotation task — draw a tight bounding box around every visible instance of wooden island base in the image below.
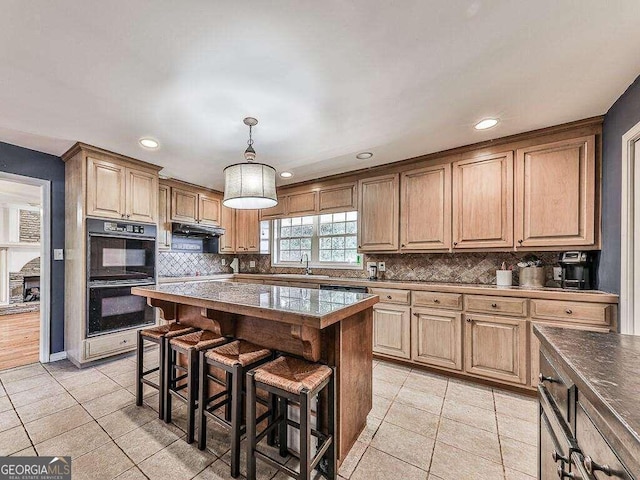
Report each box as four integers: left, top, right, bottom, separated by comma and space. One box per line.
150, 299, 373, 463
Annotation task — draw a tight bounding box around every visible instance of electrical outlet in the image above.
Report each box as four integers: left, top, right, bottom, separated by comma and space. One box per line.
250, 260, 256, 268
221, 258, 226, 266
53, 249, 64, 260
366, 262, 377, 270
378, 262, 386, 272
553, 266, 562, 281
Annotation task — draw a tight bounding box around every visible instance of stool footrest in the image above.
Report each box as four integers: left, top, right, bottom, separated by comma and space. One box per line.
141, 377, 159, 389
310, 437, 333, 471
142, 366, 159, 376
254, 451, 298, 479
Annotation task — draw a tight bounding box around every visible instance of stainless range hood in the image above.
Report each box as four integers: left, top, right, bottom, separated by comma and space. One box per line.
171, 222, 226, 238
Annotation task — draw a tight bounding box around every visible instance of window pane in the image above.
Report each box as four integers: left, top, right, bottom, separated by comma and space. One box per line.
281, 218, 291, 227
320, 237, 331, 249
302, 216, 314, 225
291, 217, 302, 226
301, 238, 312, 249
302, 250, 312, 260
333, 212, 346, 222
291, 226, 302, 237
302, 225, 313, 236
346, 236, 357, 248
319, 249, 332, 261
346, 211, 357, 221
319, 223, 332, 236
332, 222, 346, 235
345, 250, 358, 262
332, 250, 345, 262
290, 238, 300, 249
281, 226, 291, 238
320, 214, 333, 223
332, 237, 345, 249
280, 251, 290, 261
346, 221, 357, 234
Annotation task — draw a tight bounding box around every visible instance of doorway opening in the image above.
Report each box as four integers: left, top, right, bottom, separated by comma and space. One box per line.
0, 172, 51, 370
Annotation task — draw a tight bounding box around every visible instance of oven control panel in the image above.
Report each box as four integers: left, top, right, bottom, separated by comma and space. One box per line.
104, 222, 145, 234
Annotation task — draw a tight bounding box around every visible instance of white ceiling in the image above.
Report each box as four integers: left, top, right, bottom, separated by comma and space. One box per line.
1, 1, 639, 190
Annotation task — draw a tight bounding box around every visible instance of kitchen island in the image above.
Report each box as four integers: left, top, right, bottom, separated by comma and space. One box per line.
132, 281, 379, 463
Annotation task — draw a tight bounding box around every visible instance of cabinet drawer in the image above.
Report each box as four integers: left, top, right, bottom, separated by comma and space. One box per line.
84, 330, 137, 360
531, 300, 611, 326
539, 349, 574, 424
369, 288, 410, 305
413, 291, 462, 310
465, 295, 527, 317
576, 401, 633, 480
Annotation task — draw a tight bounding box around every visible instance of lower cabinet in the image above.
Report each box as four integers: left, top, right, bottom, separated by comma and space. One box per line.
411, 308, 462, 370
373, 303, 411, 359
464, 314, 528, 385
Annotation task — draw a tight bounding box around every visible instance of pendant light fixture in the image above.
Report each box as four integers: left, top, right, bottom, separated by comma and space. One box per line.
223, 117, 278, 209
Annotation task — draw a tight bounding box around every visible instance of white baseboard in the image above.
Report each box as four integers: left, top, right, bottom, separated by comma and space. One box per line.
48, 351, 67, 362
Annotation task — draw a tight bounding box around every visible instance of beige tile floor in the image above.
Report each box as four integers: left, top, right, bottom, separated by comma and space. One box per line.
0, 352, 538, 480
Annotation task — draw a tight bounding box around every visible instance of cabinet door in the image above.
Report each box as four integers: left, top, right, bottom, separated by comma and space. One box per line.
288, 191, 317, 216
219, 204, 236, 253
87, 157, 126, 219
401, 164, 451, 251
452, 152, 513, 249
260, 196, 288, 220
126, 168, 157, 222
318, 183, 357, 213
464, 313, 527, 384
236, 209, 260, 252
171, 187, 198, 223
540, 410, 568, 480
358, 174, 399, 251
412, 307, 462, 370
515, 135, 596, 248
198, 193, 221, 226
158, 184, 171, 250
372, 303, 410, 359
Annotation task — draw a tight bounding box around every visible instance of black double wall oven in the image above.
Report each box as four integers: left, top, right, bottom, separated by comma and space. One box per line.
87, 218, 156, 337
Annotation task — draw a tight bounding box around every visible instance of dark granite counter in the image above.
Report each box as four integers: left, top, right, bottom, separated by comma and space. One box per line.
534, 325, 640, 474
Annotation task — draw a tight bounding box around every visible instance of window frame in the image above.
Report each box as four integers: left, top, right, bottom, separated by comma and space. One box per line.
270, 212, 362, 270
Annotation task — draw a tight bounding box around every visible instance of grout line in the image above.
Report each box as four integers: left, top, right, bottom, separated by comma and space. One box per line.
425, 377, 449, 474
492, 388, 508, 480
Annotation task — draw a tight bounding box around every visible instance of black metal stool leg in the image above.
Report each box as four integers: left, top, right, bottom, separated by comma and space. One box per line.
230, 363, 243, 478
300, 389, 311, 480
267, 392, 277, 447
225, 371, 233, 422
246, 371, 257, 480
278, 397, 288, 458
165, 341, 174, 423
157, 338, 165, 419
136, 331, 144, 407
186, 348, 198, 444
327, 368, 337, 479
198, 351, 208, 450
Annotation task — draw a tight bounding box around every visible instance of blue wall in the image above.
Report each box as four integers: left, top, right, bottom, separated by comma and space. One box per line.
599, 75, 640, 294
0, 141, 65, 354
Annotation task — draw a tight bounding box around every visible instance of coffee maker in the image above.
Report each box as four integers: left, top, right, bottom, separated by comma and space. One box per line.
559, 251, 593, 290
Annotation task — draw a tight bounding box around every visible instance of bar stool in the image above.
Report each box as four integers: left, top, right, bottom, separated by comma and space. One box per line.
136, 322, 197, 418
165, 330, 228, 443
198, 340, 274, 478
246, 356, 336, 480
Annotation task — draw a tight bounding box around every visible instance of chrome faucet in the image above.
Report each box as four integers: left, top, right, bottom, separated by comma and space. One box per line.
301, 253, 312, 275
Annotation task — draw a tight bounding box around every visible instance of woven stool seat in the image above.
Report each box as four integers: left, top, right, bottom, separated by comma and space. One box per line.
169, 330, 226, 351
205, 340, 271, 367
253, 356, 332, 395
140, 322, 196, 340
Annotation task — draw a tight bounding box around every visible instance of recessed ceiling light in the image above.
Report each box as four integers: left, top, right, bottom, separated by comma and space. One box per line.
474, 118, 499, 130
139, 138, 159, 149
279, 171, 294, 178
356, 152, 373, 160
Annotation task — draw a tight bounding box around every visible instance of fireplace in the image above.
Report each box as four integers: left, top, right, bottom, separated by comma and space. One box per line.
23, 275, 40, 302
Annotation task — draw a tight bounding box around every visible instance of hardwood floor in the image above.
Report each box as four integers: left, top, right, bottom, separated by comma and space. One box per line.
0, 311, 40, 370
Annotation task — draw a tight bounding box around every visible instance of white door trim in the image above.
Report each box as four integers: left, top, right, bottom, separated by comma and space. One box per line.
0, 171, 52, 361
620, 120, 640, 335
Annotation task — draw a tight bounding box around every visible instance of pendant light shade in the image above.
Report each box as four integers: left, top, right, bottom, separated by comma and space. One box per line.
223, 117, 279, 210
223, 162, 277, 209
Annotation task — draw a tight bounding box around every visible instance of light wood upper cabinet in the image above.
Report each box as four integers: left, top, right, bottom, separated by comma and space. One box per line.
87, 156, 158, 222
260, 197, 288, 220
401, 164, 451, 251
198, 193, 221, 226
464, 313, 527, 385
358, 174, 399, 251
318, 183, 357, 213
171, 187, 199, 223
126, 168, 158, 222
87, 157, 126, 219
452, 151, 514, 249
412, 307, 462, 370
235, 209, 260, 252
158, 184, 171, 250
288, 192, 317, 216
373, 303, 411, 359
515, 135, 596, 248
219, 204, 236, 253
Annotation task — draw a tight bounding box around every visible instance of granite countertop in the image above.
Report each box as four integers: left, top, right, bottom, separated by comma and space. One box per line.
534, 326, 640, 471
133, 281, 378, 329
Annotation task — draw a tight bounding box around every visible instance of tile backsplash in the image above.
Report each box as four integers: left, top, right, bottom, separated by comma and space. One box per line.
159, 251, 566, 287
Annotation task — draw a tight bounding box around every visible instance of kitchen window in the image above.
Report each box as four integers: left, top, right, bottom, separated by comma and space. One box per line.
271, 211, 362, 269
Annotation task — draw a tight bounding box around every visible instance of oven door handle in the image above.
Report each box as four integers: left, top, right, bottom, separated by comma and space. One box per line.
88, 282, 156, 289
88, 232, 157, 242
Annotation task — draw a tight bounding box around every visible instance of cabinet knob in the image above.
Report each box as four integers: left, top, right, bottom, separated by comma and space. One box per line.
126, 214, 130, 219
518, 239, 523, 244
358, 245, 362, 248
433, 299, 440, 303
583, 456, 611, 476
401, 244, 406, 247
386, 295, 392, 300
466, 317, 472, 323
491, 303, 497, 308
551, 451, 568, 464
539, 373, 558, 384
453, 242, 458, 246
565, 309, 572, 315
557, 466, 574, 479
